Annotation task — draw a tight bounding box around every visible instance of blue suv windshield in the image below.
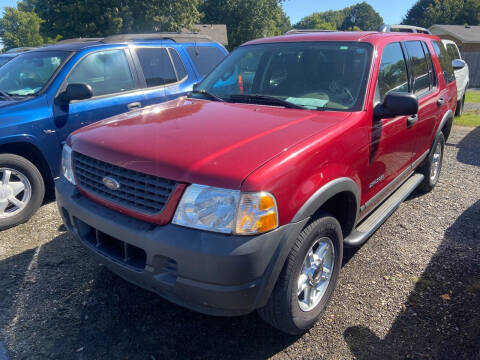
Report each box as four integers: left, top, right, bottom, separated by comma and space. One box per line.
0, 50, 70, 97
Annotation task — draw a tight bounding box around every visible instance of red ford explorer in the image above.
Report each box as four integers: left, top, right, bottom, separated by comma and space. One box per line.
56, 31, 459, 334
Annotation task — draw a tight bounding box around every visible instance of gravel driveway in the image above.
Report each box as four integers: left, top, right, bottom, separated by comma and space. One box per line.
0, 125, 479, 360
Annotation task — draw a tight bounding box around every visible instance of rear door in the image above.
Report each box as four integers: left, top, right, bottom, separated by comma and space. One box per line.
403, 40, 441, 162
133, 46, 195, 107
53, 48, 142, 143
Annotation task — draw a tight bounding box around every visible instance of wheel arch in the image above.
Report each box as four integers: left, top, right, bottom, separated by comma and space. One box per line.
0, 140, 54, 198
292, 177, 360, 238
437, 109, 454, 142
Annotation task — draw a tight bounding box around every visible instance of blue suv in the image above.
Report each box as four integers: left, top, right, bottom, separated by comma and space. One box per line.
0, 33, 227, 229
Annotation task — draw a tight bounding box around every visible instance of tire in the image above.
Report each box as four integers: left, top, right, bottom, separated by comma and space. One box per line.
258, 213, 343, 335
419, 133, 445, 192
0, 154, 45, 230
455, 93, 465, 117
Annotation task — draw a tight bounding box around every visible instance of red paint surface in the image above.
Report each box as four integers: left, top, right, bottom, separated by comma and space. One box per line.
69, 32, 456, 226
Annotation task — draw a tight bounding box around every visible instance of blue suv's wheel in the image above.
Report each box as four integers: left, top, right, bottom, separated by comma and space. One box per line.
0, 154, 44, 230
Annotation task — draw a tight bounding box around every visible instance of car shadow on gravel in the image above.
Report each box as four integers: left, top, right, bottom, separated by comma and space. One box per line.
343, 200, 480, 360
0, 232, 301, 359
447, 126, 480, 167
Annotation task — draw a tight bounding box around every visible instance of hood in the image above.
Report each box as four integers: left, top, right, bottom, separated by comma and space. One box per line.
70, 98, 351, 189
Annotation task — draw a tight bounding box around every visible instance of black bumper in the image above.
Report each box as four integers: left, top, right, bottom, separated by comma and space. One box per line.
55, 178, 307, 316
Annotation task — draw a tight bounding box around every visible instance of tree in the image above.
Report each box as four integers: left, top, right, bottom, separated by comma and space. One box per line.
18, 0, 202, 39
294, 2, 383, 31
201, 0, 291, 49
0, 7, 44, 50
402, 0, 480, 28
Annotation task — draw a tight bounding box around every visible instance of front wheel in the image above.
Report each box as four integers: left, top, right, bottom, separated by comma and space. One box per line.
0, 154, 45, 230
258, 213, 343, 334
419, 133, 445, 192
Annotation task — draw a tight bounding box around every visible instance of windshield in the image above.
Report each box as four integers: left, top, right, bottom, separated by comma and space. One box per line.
195, 42, 373, 111
0, 56, 14, 68
0, 51, 69, 97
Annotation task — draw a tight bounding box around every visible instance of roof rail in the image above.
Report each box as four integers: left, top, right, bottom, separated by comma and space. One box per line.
379, 24, 432, 34
56, 38, 102, 44
102, 33, 214, 44
285, 29, 337, 35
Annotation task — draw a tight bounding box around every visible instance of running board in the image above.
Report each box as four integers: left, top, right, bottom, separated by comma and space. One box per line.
344, 173, 424, 247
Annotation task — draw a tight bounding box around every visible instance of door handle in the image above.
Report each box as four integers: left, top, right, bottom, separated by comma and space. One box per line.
127, 102, 142, 110
407, 114, 418, 127
437, 97, 445, 106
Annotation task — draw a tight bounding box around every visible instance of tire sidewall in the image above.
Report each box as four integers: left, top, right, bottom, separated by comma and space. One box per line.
425, 133, 445, 189
0, 154, 44, 230
288, 217, 343, 331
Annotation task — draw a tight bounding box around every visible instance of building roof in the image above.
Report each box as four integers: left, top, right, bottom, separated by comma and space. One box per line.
429, 24, 480, 43
182, 24, 228, 45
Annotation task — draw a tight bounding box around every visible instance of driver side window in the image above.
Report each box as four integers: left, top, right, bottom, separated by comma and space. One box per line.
67, 50, 135, 97
377, 42, 409, 102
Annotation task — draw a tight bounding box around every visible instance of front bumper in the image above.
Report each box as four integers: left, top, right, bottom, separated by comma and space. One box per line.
55, 178, 306, 316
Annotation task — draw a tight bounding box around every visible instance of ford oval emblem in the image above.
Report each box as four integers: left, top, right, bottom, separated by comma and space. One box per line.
102, 176, 120, 191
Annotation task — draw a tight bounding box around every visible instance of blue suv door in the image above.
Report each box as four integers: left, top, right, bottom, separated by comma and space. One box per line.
53, 48, 142, 143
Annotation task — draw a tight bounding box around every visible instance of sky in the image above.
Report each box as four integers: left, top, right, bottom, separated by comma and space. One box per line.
0, 0, 417, 26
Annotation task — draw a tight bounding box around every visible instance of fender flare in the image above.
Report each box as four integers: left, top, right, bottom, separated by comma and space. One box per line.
292, 177, 361, 223
436, 109, 454, 141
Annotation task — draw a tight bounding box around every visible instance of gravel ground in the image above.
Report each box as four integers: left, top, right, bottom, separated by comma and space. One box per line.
0, 125, 479, 360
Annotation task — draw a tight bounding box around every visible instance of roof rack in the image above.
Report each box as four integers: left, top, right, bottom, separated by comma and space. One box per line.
102, 33, 214, 44
285, 29, 336, 35
379, 24, 432, 34
56, 38, 102, 44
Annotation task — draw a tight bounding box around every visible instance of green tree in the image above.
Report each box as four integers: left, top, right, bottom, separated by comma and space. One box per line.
294, 2, 383, 31
19, 0, 202, 39
402, 0, 479, 27
0, 7, 44, 50
201, 0, 291, 49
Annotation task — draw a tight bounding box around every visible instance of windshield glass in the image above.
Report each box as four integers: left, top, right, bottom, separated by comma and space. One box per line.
196, 42, 373, 111
0, 56, 14, 67
0, 51, 69, 97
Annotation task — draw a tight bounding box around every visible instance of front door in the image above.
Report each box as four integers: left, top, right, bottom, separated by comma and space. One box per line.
53, 48, 141, 144
361, 42, 415, 209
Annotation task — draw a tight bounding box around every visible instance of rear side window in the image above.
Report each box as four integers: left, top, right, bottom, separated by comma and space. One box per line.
136, 48, 177, 87
377, 42, 409, 101
168, 48, 187, 80
187, 46, 226, 76
446, 43, 461, 60
432, 41, 455, 84
404, 41, 430, 96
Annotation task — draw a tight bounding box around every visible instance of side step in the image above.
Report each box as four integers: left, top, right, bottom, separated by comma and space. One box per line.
344, 173, 424, 247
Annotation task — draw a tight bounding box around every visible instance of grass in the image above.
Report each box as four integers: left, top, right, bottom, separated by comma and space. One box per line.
454, 90, 480, 127
465, 91, 480, 104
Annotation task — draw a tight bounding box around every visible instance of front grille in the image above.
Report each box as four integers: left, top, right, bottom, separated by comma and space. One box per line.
73, 152, 176, 215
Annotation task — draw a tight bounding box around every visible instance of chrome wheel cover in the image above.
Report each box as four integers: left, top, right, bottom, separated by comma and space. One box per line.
0, 168, 31, 219
297, 237, 335, 312
430, 142, 442, 183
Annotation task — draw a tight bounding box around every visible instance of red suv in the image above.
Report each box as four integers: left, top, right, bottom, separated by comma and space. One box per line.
56, 31, 457, 334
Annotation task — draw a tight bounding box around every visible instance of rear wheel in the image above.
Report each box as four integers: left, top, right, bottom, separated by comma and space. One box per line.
258, 213, 343, 334
0, 154, 44, 230
419, 133, 445, 192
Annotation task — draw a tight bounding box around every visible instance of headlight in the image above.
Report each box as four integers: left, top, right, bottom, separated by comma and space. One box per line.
61, 144, 76, 185
172, 184, 278, 235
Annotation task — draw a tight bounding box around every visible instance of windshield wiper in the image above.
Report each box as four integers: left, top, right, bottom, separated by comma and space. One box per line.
0, 90, 13, 101
227, 94, 305, 109
189, 89, 225, 102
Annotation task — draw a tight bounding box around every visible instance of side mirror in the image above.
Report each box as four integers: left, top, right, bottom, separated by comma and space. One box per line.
192, 82, 199, 91
374, 92, 418, 119
452, 59, 466, 70
60, 83, 93, 103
